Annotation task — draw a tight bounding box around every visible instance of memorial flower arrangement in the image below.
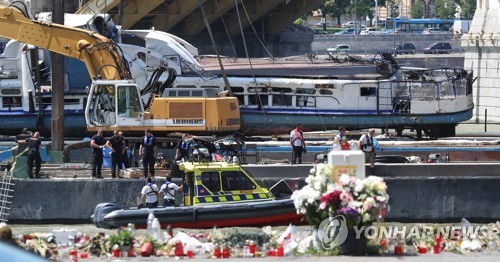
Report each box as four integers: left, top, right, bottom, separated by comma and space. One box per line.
291, 163, 389, 229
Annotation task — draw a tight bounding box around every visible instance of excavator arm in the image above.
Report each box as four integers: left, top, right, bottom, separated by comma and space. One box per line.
0, 2, 129, 80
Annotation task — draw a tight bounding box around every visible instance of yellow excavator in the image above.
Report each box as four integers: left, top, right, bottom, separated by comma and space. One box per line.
0, 2, 240, 134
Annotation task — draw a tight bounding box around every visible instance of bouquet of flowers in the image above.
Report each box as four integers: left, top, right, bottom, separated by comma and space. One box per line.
292, 164, 389, 229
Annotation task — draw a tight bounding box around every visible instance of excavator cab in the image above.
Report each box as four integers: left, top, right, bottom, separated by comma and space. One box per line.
85, 80, 144, 130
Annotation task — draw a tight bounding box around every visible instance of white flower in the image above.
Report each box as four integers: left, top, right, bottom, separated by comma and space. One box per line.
349, 201, 363, 208
363, 197, 376, 210
374, 182, 387, 193
354, 179, 366, 193
291, 185, 321, 214
339, 174, 350, 186
376, 195, 387, 203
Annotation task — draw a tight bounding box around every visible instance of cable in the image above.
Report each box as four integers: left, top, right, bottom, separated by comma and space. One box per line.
214, 0, 238, 59
234, 0, 273, 130
197, 0, 233, 95
240, 0, 274, 60
8, 1, 30, 18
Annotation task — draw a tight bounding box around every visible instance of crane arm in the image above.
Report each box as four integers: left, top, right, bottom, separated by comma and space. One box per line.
0, 3, 130, 80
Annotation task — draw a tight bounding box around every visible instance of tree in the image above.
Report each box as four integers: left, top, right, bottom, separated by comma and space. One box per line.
346, 0, 386, 26
410, 1, 424, 18
435, 0, 456, 19
322, 0, 351, 26
386, 0, 399, 18
458, 0, 476, 19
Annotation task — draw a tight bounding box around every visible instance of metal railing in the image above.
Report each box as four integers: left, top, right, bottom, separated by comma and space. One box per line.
0, 169, 14, 222
377, 78, 468, 114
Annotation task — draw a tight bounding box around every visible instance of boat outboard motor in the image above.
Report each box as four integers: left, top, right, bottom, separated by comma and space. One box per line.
91, 202, 121, 229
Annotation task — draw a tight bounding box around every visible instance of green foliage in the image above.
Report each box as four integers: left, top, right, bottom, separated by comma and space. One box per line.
458, 0, 476, 19
109, 229, 134, 248
435, 0, 457, 19
386, 0, 400, 17
410, 1, 424, 18
304, 201, 329, 230
322, 0, 351, 26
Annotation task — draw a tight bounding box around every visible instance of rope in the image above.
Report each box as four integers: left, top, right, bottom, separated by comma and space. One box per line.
234, 0, 273, 130
214, 0, 238, 60
197, 0, 233, 96
240, 0, 274, 60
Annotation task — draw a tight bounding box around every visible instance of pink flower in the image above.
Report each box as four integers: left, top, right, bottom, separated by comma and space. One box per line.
340, 192, 353, 206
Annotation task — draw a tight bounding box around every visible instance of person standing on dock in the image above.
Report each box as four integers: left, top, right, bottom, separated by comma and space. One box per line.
290, 124, 306, 164
139, 129, 157, 178
140, 177, 159, 208
175, 134, 194, 161
17, 131, 42, 179
106, 130, 125, 178
90, 129, 106, 179
358, 129, 377, 168
119, 131, 131, 168
336, 126, 347, 141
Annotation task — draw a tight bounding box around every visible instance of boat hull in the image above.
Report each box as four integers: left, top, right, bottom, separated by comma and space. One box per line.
240, 108, 473, 135
0, 110, 88, 136
93, 199, 304, 229
0, 107, 473, 137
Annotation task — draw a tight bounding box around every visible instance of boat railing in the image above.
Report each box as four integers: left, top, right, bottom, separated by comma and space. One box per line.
378, 77, 469, 114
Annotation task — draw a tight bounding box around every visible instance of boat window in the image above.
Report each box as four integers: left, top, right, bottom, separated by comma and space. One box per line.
235, 95, 245, 105
64, 98, 81, 105
296, 96, 316, 107
178, 91, 190, 97
248, 95, 268, 106
221, 171, 256, 191
204, 88, 221, 98
167, 90, 177, 97
319, 89, 333, 95
192, 90, 203, 97
2, 97, 22, 107
315, 84, 335, 89
272, 94, 292, 106
1, 88, 21, 95
248, 87, 267, 93
296, 88, 315, 94
271, 87, 293, 93
360, 87, 376, 97
201, 172, 221, 192
231, 87, 244, 93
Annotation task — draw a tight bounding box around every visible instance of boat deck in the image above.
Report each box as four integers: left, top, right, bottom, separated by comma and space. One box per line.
196, 56, 390, 80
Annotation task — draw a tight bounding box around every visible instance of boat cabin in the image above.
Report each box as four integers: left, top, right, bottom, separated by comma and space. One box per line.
179, 162, 274, 206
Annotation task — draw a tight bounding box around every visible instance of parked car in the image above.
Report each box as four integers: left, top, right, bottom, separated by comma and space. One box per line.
327, 44, 351, 54
422, 28, 447, 34
334, 28, 361, 35
360, 28, 386, 35
342, 21, 365, 28
393, 42, 416, 54
423, 42, 452, 54
341, 21, 361, 28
